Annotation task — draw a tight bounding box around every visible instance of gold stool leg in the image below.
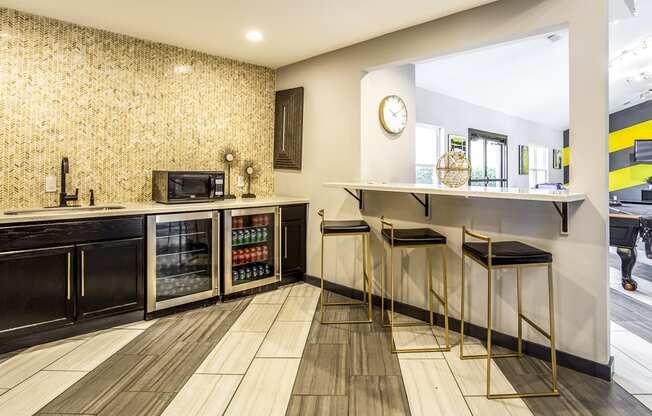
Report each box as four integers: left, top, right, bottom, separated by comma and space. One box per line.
428, 247, 433, 326
381, 237, 387, 326
320, 232, 325, 323
486, 266, 493, 398
366, 233, 373, 322
548, 264, 559, 393
517, 266, 523, 357
460, 251, 466, 358
441, 245, 450, 349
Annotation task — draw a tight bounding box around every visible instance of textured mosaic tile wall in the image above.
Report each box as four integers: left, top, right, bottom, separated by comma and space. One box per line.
0, 8, 275, 209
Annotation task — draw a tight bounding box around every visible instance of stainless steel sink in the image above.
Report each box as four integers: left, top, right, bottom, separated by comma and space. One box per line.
4, 205, 127, 215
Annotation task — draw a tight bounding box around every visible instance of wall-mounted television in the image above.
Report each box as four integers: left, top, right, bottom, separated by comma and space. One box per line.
635, 140, 652, 162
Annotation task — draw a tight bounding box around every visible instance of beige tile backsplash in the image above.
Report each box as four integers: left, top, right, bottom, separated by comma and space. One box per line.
0, 8, 275, 209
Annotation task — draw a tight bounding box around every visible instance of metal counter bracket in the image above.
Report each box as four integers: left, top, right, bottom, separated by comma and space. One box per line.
410, 193, 431, 218
552, 202, 569, 234
344, 188, 364, 210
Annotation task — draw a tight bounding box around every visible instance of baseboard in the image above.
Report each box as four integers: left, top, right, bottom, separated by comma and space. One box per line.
303, 274, 613, 382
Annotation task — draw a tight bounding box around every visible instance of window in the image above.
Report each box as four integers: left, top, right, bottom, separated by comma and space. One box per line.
415, 124, 445, 184
529, 146, 549, 188
468, 129, 508, 187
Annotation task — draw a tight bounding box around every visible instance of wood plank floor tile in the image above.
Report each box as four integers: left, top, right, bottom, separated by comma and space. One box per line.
46, 329, 142, 372
350, 331, 401, 376
0, 371, 86, 416
257, 321, 311, 358
0, 338, 86, 388
39, 354, 155, 415
224, 358, 300, 416
612, 329, 652, 373
349, 375, 411, 416
496, 354, 652, 416
285, 395, 349, 416
277, 296, 320, 322
116, 320, 159, 330
160, 374, 241, 416
231, 304, 282, 332
613, 346, 652, 394
292, 344, 348, 396
196, 331, 266, 374
289, 283, 321, 298
97, 391, 173, 416
307, 313, 350, 345
392, 326, 443, 359
636, 395, 652, 411
252, 286, 291, 304
443, 344, 516, 396
465, 396, 533, 416
127, 341, 214, 393
399, 359, 471, 416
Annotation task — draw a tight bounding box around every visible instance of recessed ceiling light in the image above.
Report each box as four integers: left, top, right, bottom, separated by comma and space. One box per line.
245, 30, 264, 42
0, 32, 9, 38
174, 65, 193, 74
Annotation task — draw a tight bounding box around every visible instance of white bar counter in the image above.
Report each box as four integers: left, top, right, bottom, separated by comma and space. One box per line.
324, 181, 586, 203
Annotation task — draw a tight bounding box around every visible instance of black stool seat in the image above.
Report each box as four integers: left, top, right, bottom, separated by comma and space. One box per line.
321, 220, 370, 235
463, 241, 552, 266
381, 228, 446, 246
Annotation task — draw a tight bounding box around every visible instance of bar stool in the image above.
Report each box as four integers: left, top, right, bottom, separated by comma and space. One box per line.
318, 209, 373, 324
380, 217, 450, 353
460, 226, 559, 399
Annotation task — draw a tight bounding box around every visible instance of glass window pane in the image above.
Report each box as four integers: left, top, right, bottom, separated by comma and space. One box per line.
470, 139, 485, 179
416, 126, 437, 165
486, 141, 502, 180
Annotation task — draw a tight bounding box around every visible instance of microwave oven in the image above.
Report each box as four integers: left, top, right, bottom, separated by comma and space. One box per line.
152, 171, 225, 204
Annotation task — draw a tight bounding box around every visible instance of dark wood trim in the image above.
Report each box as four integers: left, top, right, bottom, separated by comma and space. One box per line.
274, 87, 304, 171
303, 274, 614, 382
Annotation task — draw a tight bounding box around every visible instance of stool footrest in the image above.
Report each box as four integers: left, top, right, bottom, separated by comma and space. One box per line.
393, 346, 451, 353
324, 301, 368, 307
488, 391, 560, 400
460, 352, 521, 360
520, 314, 551, 340
321, 319, 373, 325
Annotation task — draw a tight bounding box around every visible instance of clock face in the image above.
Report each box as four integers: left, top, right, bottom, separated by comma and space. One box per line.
379, 95, 407, 134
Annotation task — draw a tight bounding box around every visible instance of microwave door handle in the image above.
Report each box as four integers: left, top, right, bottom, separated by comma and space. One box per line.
209, 175, 216, 198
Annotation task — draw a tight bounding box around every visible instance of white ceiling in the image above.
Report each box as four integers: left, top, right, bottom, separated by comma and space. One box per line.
415, 31, 570, 130
415, 0, 652, 130
0, 0, 497, 68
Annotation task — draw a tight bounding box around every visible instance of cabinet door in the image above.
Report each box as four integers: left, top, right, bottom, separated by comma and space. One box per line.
0, 246, 75, 339
77, 238, 144, 321
281, 220, 306, 277
274, 87, 304, 170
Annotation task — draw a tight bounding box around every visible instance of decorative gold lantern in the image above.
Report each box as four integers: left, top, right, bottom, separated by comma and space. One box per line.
436, 150, 471, 188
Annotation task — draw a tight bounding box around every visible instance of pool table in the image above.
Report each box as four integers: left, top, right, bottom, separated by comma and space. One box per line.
609, 201, 652, 291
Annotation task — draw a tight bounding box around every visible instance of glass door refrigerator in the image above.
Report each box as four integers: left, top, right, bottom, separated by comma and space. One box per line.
224, 207, 279, 294
147, 211, 219, 312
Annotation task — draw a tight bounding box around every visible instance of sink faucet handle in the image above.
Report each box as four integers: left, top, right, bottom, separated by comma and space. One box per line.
89, 189, 95, 206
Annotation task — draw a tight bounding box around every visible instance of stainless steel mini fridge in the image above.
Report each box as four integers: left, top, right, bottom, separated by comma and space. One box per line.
223, 207, 279, 294
147, 211, 219, 312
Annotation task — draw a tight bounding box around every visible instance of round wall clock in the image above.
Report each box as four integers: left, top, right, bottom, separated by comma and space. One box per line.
379, 95, 407, 135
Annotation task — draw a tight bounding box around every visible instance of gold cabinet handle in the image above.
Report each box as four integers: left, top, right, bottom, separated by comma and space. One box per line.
81, 250, 85, 297
284, 226, 288, 259
67, 252, 71, 300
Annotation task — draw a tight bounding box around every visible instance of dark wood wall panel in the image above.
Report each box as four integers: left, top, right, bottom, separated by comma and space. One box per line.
274, 87, 304, 170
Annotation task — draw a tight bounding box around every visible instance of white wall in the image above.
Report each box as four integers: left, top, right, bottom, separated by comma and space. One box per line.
416, 87, 564, 187
361, 65, 416, 183
276, 0, 609, 365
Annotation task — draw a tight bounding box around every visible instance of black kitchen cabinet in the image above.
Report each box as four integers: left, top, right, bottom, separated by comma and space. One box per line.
76, 238, 144, 321
0, 246, 75, 339
281, 204, 307, 278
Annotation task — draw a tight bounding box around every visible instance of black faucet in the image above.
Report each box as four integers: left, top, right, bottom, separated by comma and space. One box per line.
59, 157, 79, 207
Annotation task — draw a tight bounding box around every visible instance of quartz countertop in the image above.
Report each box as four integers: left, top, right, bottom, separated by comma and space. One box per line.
0, 196, 309, 225
324, 182, 586, 203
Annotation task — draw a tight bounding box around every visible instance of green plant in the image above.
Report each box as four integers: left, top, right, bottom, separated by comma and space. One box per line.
646, 176, 652, 185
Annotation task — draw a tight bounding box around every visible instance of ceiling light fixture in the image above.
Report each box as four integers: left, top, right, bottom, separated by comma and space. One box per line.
245, 30, 264, 42
0, 32, 9, 38
174, 64, 193, 75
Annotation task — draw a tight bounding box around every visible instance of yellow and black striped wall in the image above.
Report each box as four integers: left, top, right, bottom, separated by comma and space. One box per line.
563, 99, 652, 200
